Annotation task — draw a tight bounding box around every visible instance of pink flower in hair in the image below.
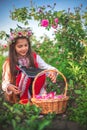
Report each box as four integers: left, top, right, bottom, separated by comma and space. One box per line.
3, 44, 7, 48
28, 31, 32, 36
9, 35, 14, 40
18, 32, 22, 36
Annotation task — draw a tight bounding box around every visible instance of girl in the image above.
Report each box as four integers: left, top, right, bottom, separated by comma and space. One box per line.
2, 27, 57, 103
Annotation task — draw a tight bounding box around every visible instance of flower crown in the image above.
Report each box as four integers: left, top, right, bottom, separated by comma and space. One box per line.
7, 25, 33, 44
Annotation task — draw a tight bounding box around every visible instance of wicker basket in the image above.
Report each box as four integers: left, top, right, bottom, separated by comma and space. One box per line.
31, 69, 69, 114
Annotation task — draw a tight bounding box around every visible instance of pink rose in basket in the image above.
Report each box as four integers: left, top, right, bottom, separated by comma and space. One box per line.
35, 95, 48, 100
54, 94, 64, 99
42, 95, 48, 99
40, 92, 56, 99
35, 91, 56, 99
47, 91, 56, 99
35, 95, 42, 99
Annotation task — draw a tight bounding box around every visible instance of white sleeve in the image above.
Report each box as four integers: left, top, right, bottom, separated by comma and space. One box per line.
36, 55, 57, 70
2, 60, 12, 94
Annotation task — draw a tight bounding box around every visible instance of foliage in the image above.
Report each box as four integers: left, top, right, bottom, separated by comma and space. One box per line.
0, 1, 87, 127
69, 87, 87, 127
33, 38, 59, 68
0, 56, 6, 84
0, 98, 54, 130
0, 44, 8, 56
10, 7, 30, 25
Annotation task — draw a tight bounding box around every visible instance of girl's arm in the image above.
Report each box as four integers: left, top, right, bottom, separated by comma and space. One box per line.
36, 55, 57, 83
37, 55, 57, 70
2, 60, 21, 95
2, 60, 12, 94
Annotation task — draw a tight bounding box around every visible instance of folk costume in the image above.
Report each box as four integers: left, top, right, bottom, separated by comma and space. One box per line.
2, 52, 56, 102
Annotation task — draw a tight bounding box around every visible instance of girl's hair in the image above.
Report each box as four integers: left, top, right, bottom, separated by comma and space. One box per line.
9, 36, 35, 84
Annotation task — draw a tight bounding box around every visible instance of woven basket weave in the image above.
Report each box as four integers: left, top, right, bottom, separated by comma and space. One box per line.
31, 69, 69, 114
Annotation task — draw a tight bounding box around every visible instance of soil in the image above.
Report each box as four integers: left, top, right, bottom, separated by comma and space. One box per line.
45, 118, 87, 130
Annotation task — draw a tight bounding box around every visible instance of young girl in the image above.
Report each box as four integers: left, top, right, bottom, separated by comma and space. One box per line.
2, 27, 57, 103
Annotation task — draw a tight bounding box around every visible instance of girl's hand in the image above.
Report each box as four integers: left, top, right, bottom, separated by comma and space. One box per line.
47, 71, 57, 83
7, 85, 21, 95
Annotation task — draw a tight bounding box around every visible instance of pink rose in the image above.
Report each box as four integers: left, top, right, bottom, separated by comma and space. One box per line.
3, 45, 7, 48
28, 31, 32, 36
9, 35, 14, 40
54, 18, 58, 24
52, 24, 58, 29
18, 32, 22, 36
35, 95, 42, 99
55, 94, 64, 99
48, 92, 56, 98
41, 19, 49, 27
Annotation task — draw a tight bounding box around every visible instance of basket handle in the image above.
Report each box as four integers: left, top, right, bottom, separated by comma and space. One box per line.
32, 69, 68, 98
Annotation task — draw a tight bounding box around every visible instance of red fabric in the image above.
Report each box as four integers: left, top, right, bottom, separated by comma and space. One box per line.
20, 78, 31, 100
16, 73, 46, 100
34, 74, 46, 95
33, 52, 38, 68
16, 72, 22, 87
16, 52, 46, 100
16, 72, 31, 100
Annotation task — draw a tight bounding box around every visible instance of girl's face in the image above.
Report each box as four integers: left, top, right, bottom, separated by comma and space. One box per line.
15, 39, 29, 57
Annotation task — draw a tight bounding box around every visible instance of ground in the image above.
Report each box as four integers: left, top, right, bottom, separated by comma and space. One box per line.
45, 118, 87, 130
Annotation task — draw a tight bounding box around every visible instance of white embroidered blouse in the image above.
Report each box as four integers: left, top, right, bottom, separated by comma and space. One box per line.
2, 54, 56, 93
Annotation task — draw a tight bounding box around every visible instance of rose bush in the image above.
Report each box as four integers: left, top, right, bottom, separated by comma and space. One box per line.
0, 2, 87, 128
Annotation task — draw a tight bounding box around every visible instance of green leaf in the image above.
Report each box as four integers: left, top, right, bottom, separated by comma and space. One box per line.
74, 90, 82, 94
12, 119, 17, 129
57, 11, 64, 17
38, 120, 51, 130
